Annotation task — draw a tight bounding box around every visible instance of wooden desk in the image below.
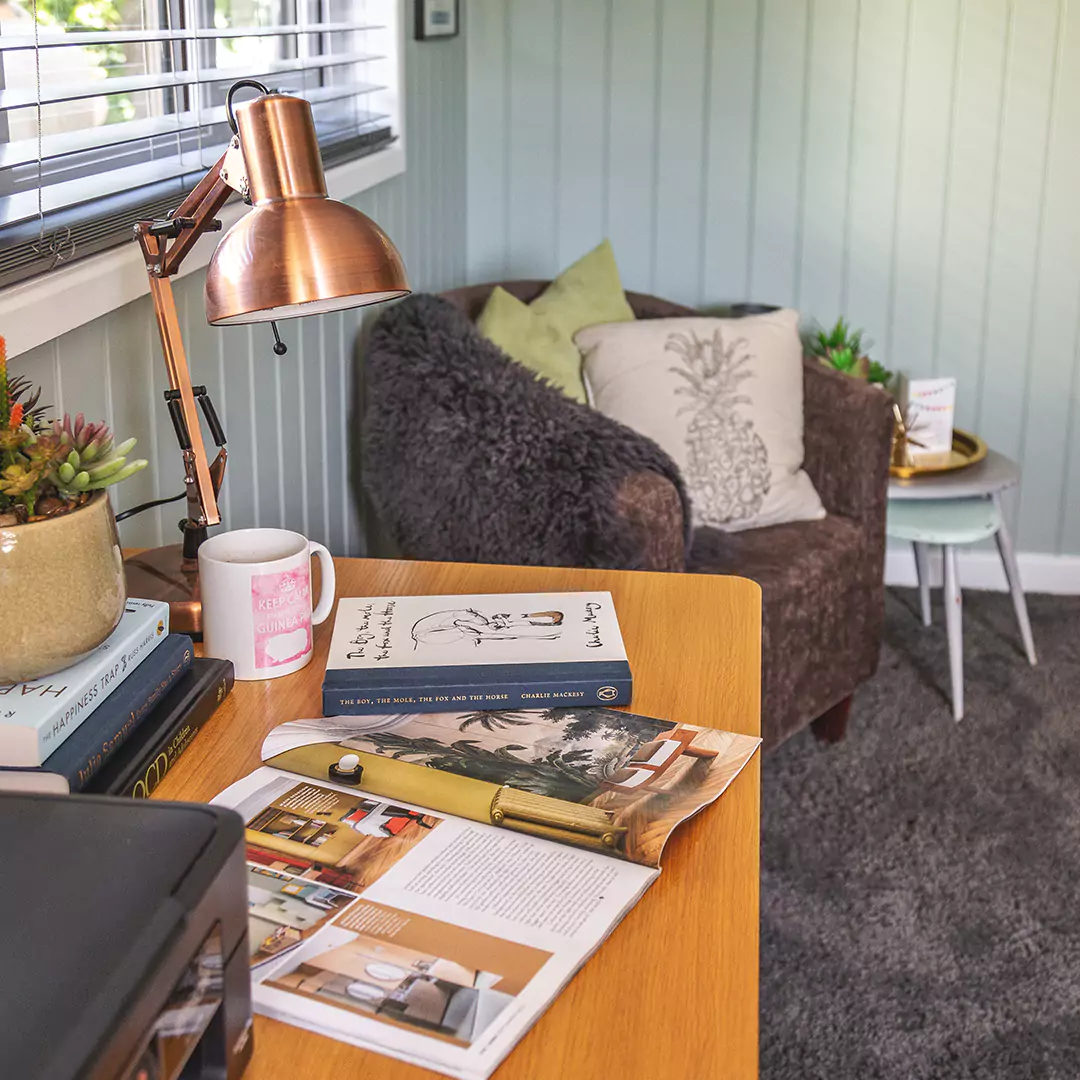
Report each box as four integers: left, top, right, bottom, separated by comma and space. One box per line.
154, 558, 762, 1080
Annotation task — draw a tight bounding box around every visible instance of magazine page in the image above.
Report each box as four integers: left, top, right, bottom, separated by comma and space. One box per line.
260, 707, 761, 868
214, 767, 657, 1080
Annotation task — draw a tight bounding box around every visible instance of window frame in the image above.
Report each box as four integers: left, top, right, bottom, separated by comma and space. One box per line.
0, 0, 405, 358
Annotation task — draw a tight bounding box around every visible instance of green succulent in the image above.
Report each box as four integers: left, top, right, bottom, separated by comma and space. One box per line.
808, 317, 865, 360
48, 413, 148, 498
866, 360, 892, 385
804, 317, 893, 387
1, 346, 152, 519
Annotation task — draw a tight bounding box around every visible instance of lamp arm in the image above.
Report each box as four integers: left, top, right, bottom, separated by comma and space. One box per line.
135, 150, 234, 539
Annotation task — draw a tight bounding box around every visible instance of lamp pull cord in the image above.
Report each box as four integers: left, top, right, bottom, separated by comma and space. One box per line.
271, 322, 288, 356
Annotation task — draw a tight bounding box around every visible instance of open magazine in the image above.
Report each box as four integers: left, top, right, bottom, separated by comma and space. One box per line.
213, 707, 761, 1080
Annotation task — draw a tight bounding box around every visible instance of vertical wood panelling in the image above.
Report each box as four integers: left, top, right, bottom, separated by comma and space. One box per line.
1030, 3, 1080, 552
54, 320, 110, 433
465, 0, 509, 281
299, 317, 323, 541
975, 0, 1061, 515
795, 0, 858, 324
555, 2, 609, 269
8, 26, 467, 558
933, 2, 1011, 433
104, 304, 160, 547
653, 0, 709, 302
341, 304, 366, 554
842, 2, 911, 342
415, 41, 433, 290
605, 0, 660, 292
700, 0, 760, 307
13, 341, 60, 427
886, 0, 961, 372
247, 326, 282, 530
216, 320, 258, 538
505, 0, 559, 279
465, 0, 1080, 557
747, 0, 808, 308
447, 27, 466, 289
320, 314, 344, 555
276, 345, 304, 536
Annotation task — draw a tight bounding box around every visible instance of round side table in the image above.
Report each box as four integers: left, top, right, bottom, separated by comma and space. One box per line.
887, 450, 1037, 721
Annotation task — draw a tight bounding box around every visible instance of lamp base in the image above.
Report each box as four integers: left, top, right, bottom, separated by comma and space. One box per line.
123, 545, 203, 638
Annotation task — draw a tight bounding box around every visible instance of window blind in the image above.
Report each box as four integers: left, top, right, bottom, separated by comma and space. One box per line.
0, 0, 398, 287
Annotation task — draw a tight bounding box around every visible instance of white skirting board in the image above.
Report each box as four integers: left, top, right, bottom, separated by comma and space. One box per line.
884, 548, 1080, 595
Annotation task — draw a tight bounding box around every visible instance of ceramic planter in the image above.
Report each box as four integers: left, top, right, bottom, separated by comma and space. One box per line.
0, 491, 126, 682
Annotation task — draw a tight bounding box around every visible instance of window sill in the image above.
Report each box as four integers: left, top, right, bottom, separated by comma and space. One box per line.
0, 141, 405, 358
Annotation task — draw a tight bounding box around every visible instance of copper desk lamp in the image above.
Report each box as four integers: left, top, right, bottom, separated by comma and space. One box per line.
124, 80, 409, 635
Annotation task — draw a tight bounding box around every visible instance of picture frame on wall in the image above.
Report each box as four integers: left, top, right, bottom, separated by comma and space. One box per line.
415, 0, 458, 40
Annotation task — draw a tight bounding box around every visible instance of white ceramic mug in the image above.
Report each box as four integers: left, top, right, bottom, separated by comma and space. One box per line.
198, 528, 336, 680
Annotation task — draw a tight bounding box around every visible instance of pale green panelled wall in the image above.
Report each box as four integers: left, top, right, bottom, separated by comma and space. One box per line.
11, 26, 467, 554
466, 0, 1080, 556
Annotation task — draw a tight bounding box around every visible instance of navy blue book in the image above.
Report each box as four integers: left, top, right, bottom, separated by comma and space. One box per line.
322, 591, 632, 715
86, 656, 233, 799
4, 635, 194, 792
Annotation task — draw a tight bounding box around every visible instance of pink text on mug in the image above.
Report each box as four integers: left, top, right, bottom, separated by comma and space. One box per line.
252, 566, 313, 668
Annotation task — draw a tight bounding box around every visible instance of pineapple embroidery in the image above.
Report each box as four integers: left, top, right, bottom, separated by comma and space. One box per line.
665, 330, 770, 526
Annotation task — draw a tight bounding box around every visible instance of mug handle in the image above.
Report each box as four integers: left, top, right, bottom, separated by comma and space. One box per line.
308, 541, 337, 625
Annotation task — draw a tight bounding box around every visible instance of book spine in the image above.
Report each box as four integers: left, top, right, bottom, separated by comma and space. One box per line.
111, 667, 233, 799
322, 674, 633, 715
44, 636, 193, 791
0, 765, 71, 795
0, 600, 169, 765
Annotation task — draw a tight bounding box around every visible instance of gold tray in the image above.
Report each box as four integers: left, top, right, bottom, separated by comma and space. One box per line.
890, 428, 988, 480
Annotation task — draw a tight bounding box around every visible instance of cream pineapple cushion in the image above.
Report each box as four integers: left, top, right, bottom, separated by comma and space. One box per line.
577, 311, 825, 532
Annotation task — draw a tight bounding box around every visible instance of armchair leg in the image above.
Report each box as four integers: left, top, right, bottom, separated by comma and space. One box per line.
811, 695, 853, 744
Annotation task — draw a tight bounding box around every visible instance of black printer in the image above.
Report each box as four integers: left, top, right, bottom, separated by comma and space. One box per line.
0, 793, 253, 1080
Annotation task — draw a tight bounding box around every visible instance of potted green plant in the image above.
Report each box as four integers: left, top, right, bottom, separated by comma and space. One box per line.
0, 337, 149, 681
805, 317, 893, 387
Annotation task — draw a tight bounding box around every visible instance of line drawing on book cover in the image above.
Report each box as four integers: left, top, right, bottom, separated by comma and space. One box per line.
666, 329, 770, 525
411, 608, 564, 649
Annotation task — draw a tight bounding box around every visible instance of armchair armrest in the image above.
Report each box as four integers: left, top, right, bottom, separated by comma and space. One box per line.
612, 471, 686, 573
802, 359, 894, 522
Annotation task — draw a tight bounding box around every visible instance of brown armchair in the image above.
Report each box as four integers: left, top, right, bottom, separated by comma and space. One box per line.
364, 281, 894, 750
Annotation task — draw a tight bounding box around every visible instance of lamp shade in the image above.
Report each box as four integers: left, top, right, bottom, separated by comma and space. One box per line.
204, 93, 409, 326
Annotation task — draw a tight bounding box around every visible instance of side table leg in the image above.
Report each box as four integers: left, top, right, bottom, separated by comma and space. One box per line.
913, 541, 932, 626
943, 544, 964, 722
993, 494, 1037, 666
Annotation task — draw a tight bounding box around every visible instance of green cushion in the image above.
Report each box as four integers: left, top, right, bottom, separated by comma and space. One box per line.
530, 239, 636, 338
476, 240, 635, 403
477, 286, 588, 403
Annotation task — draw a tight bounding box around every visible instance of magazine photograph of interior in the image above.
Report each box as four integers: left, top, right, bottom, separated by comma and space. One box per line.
266, 901, 552, 1048
247, 865, 360, 968
242, 779, 442, 894
263, 709, 760, 867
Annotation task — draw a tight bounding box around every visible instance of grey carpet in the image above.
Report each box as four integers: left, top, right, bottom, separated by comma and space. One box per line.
761, 589, 1080, 1080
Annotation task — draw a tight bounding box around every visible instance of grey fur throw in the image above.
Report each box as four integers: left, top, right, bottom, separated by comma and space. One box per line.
361, 293, 690, 568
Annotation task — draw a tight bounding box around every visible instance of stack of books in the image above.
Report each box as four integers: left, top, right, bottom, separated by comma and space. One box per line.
0, 598, 234, 797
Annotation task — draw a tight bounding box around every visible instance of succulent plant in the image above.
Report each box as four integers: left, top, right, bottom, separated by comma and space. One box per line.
7, 374, 48, 428
49, 413, 148, 498
804, 317, 893, 387
0, 336, 150, 522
